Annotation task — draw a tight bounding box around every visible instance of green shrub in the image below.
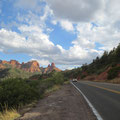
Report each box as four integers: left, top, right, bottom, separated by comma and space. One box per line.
107, 66, 120, 80
38, 72, 66, 91
0, 78, 40, 110
52, 72, 65, 85
81, 75, 86, 79
0, 72, 68, 111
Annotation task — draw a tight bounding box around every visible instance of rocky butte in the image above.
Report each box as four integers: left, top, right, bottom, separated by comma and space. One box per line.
21, 60, 41, 72
0, 60, 61, 73
43, 62, 61, 74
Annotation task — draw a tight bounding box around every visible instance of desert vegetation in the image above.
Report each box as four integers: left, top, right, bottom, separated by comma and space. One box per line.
0, 71, 68, 119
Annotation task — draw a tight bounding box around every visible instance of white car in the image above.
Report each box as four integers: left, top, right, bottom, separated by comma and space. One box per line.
72, 79, 77, 82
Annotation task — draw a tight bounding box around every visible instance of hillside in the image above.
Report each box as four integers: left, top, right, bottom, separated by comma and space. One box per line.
65, 43, 120, 83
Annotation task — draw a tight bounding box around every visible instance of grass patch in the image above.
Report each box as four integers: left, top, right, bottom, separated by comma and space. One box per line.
17, 101, 37, 116
0, 108, 20, 120
107, 78, 120, 84
44, 85, 61, 95
64, 81, 70, 84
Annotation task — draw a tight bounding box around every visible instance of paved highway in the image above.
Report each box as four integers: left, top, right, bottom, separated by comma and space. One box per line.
72, 81, 120, 120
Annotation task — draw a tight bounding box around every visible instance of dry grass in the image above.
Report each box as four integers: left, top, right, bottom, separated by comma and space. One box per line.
64, 81, 70, 84
92, 78, 120, 84
108, 78, 120, 84
45, 85, 61, 95
0, 108, 20, 120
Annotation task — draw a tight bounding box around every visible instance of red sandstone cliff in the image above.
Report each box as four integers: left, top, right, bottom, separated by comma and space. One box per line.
43, 63, 61, 74
0, 60, 61, 73
21, 60, 41, 72
0, 60, 41, 72
0, 64, 5, 69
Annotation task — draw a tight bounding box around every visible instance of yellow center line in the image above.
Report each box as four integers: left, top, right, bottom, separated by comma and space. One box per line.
86, 83, 120, 94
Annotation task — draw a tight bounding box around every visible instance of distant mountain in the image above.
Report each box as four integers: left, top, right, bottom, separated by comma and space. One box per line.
0, 60, 61, 79
0, 60, 42, 73
21, 61, 41, 73
43, 63, 61, 74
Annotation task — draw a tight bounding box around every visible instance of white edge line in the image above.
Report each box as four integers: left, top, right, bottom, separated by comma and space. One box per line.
71, 82, 103, 120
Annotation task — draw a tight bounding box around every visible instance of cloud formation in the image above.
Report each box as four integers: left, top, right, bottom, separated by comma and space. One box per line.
14, 0, 40, 10
45, 0, 104, 22
0, 26, 100, 66
59, 20, 74, 32
1, 0, 120, 69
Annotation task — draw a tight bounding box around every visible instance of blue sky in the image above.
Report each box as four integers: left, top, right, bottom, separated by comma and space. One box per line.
0, 0, 120, 69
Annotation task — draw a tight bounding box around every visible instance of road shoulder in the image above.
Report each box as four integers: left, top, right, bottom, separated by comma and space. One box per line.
18, 84, 96, 120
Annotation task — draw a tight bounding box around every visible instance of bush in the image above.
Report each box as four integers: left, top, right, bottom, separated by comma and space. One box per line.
0, 78, 40, 110
107, 66, 120, 80
81, 75, 86, 79
38, 72, 66, 91
0, 72, 68, 111
52, 72, 65, 85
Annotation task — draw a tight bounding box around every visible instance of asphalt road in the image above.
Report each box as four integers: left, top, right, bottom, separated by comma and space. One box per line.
72, 81, 120, 120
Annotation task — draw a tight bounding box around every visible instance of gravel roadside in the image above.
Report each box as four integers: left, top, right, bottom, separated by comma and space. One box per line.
18, 84, 97, 120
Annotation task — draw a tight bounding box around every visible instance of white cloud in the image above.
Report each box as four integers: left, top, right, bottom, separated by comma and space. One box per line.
31, 59, 50, 66
17, 11, 44, 27
59, 20, 74, 32
14, 0, 39, 10
0, 27, 101, 66
0, 27, 61, 55
40, 5, 53, 22
59, 65, 80, 70
45, 0, 104, 22
51, 20, 57, 25
75, 21, 120, 52
1, 0, 120, 68
105, 0, 120, 21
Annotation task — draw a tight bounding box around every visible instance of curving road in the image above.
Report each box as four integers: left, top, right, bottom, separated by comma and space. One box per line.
72, 81, 120, 120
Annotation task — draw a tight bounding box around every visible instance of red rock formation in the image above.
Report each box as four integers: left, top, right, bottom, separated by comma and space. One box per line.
0, 64, 5, 69
0, 60, 61, 74
43, 64, 50, 74
9, 60, 21, 68
1, 60, 9, 64
51, 63, 55, 67
43, 63, 61, 74
48, 64, 50, 68
21, 60, 41, 72
1, 60, 20, 67
0, 60, 41, 73
0, 60, 8, 69
97, 67, 111, 81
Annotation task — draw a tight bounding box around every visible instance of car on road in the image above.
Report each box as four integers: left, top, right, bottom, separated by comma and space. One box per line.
72, 79, 77, 82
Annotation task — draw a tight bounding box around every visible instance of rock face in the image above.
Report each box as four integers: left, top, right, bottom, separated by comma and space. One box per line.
43, 62, 61, 74
0, 64, 5, 69
21, 61, 41, 72
10, 60, 21, 68
1, 60, 10, 64
10, 60, 20, 66
96, 67, 111, 81
0, 60, 61, 73
1, 60, 20, 68
0, 60, 41, 73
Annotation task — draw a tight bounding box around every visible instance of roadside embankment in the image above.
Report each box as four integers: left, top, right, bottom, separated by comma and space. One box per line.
18, 84, 96, 120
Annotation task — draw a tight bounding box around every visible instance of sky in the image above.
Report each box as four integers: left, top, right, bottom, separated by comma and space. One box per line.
0, 0, 120, 70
